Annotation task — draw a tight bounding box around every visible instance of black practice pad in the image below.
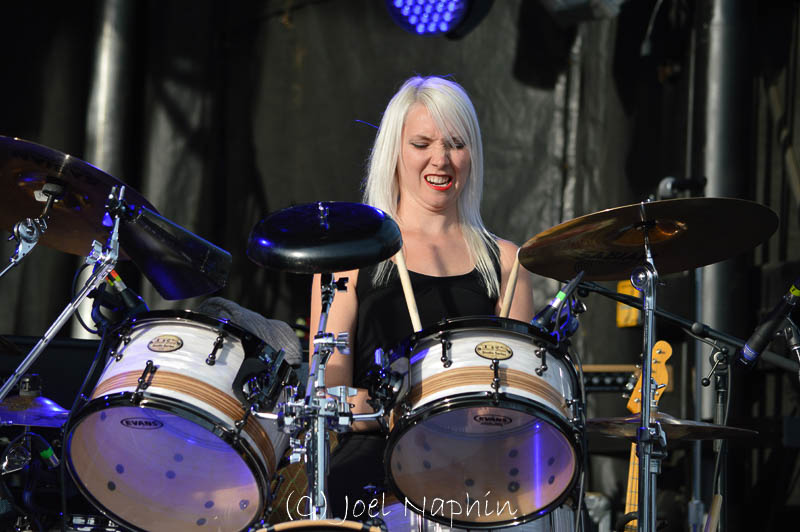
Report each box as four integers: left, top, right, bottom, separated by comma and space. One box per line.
247, 202, 402, 274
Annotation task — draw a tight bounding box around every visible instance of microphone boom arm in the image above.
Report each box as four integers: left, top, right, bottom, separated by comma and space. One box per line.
577, 280, 799, 373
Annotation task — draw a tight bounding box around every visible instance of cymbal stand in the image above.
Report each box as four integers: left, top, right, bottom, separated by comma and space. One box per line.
0, 182, 63, 281
0, 186, 125, 403
275, 273, 385, 520
631, 203, 668, 532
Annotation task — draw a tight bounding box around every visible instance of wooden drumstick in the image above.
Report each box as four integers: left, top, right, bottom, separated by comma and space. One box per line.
704, 494, 723, 532
499, 254, 520, 318
394, 250, 423, 332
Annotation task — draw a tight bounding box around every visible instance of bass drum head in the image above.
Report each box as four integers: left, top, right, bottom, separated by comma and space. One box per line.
66, 403, 264, 532
386, 396, 579, 529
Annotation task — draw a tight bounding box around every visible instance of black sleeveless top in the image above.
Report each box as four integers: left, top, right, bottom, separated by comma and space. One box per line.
354, 259, 499, 387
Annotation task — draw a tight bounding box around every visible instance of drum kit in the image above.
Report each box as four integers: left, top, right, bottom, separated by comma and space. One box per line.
0, 135, 785, 532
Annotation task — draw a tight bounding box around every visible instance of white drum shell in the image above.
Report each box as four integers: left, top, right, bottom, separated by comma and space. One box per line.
387, 320, 582, 528
404, 327, 575, 418
66, 313, 290, 532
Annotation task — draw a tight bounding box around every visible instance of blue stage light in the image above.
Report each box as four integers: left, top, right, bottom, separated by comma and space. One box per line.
385, 0, 469, 36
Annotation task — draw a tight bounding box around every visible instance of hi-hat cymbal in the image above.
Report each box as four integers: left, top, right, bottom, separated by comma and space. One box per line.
0, 394, 69, 428
519, 197, 778, 281
0, 136, 158, 258
586, 411, 758, 441
247, 202, 403, 274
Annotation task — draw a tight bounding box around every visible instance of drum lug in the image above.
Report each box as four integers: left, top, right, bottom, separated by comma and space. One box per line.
206, 330, 227, 365
534, 345, 548, 375
438, 334, 452, 368
490, 359, 501, 401
566, 398, 584, 426
111, 329, 132, 361
132, 360, 156, 402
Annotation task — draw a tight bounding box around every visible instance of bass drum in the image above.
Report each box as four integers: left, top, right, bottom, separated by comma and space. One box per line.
385, 317, 583, 529
256, 520, 384, 532
65, 310, 294, 532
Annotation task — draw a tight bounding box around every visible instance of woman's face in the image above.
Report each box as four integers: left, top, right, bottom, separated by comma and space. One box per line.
396, 103, 471, 215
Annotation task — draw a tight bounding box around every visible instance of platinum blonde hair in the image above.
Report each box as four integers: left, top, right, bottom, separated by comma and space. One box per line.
363, 75, 500, 297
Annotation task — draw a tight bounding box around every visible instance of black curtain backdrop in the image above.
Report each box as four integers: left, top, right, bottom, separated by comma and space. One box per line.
2, 0, 638, 338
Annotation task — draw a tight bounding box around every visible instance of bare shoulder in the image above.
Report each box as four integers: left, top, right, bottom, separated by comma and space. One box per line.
495, 238, 521, 271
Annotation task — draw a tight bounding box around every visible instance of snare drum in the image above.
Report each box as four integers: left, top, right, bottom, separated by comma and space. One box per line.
385, 317, 582, 529
65, 310, 294, 532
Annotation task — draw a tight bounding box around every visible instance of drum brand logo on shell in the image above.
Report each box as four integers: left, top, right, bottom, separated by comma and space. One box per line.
120, 418, 164, 429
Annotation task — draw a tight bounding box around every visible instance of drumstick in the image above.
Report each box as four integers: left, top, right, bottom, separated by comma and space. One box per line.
499, 254, 520, 318
704, 494, 723, 532
394, 250, 423, 331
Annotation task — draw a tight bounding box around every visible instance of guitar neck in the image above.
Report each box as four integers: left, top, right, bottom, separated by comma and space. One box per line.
624, 442, 639, 531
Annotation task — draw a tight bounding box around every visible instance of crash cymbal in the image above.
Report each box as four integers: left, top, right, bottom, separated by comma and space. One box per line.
0, 394, 69, 428
247, 202, 403, 274
519, 197, 778, 281
586, 411, 758, 441
0, 136, 158, 258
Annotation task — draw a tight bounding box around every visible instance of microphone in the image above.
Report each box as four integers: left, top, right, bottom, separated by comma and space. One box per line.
532, 271, 585, 334
737, 277, 800, 369
30, 433, 59, 469
107, 269, 149, 317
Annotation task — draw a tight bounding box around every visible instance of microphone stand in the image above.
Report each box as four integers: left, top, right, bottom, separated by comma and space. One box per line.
0, 186, 125, 403
577, 281, 799, 373
783, 317, 800, 385
579, 280, 798, 532
697, 343, 729, 532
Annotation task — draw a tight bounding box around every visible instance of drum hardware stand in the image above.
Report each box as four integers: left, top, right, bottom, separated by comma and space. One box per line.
272, 273, 388, 520
630, 204, 665, 532
365, 349, 404, 423
235, 348, 288, 439
0, 186, 126, 403
0, 182, 63, 281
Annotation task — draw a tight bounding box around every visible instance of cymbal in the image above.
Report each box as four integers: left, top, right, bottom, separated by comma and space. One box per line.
519, 197, 778, 281
586, 411, 758, 441
247, 202, 403, 274
0, 136, 158, 258
0, 394, 69, 428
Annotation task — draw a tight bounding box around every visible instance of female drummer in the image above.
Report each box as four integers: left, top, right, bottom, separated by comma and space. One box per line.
309, 75, 534, 520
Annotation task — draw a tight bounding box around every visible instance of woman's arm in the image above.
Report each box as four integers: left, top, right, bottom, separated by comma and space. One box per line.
496, 238, 535, 322
308, 269, 359, 388
308, 269, 379, 430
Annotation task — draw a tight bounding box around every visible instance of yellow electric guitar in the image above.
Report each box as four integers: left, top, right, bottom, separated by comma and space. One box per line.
622, 340, 672, 532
